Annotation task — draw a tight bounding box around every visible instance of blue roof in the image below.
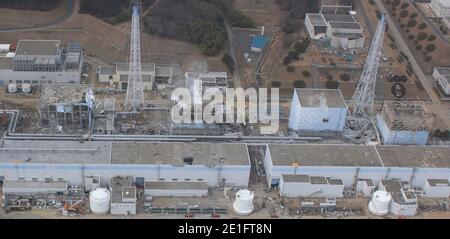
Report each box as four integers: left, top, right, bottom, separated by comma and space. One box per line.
251, 36, 268, 49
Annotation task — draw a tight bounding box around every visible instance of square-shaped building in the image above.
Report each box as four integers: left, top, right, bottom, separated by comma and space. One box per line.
288, 89, 348, 132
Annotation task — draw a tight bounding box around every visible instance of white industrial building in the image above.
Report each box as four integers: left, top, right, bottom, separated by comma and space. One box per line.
263, 144, 450, 197
97, 63, 173, 91
422, 179, 450, 198
279, 174, 344, 198
304, 12, 364, 49
0, 40, 83, 86
378, 179, 418, 216
288, 89, 348, 132
0, 140, 251, 189
305, 14, 328, 39
356, 179, 375, 197
110, 176, 137, 215
431, 0, 450, 17
432, 67, 450, 95
144, 181, 209, 197
376, 101, 434, 145
326, 21, 365, 49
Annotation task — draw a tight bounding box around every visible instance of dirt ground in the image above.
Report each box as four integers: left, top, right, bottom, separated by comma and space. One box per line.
380, 0, 450, 73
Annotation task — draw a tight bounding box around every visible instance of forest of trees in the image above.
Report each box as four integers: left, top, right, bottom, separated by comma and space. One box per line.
0, 0, 62, 11
78, 0, 254, 56
143, 0, 253, 56
79, 0, 154, 25
274, 0, 320, 33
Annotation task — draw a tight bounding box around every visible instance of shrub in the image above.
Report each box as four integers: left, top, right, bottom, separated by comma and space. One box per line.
407, 34, 414, 40
326, 74, 333, 81
400, 10, 409, 18
271, 81, 281, 87
416, 45, 423, 50
410, 12, 418, 18
286, 65, 296, 72
340, 74, 351, 81
302, 71, 311, 78
392, 0, 401, 7
407, 19, 417, 28
293, 80, 306, 88
418, 23, 427, 29
417, 32, 427, 41
425, 44, 436, 52
325, 80, 339, 89
401, 2, 409, 9
425, 56, 432, 62
427, 35, 436, 41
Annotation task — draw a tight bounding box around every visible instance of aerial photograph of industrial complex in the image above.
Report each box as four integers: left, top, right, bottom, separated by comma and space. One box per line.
0, 0, 449, 220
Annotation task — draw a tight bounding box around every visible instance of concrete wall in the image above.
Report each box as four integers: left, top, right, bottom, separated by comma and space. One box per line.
330, 36, 364, 49
110, 203, 136, 215
144, 188, 208, 197
279, 177, 344, 198
0, 163, 250, 188
376, 114, 430, 145
0, 69, 81, 85
423, 181, 450, 198
288, 90, 347, 132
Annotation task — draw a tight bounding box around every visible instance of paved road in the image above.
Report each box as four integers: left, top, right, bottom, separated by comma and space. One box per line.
375, 0, 450, 128
0, 0, 74, 33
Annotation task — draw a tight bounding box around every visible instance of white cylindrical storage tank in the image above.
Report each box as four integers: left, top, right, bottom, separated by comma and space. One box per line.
22, 83, 31, 93
368, 190, 392, 216
233, 189, 254, 216
8, 84, 17, 93
89, 188, 111, 214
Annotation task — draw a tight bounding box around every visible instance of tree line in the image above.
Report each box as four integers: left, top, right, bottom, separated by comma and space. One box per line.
0, 0, 62, 11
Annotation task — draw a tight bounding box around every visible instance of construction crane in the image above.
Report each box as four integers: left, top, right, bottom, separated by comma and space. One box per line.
345, 14, 386, 142
124, 3, 145, 113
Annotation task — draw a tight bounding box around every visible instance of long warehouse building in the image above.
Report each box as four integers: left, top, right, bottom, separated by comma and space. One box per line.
0, 141, 251, 188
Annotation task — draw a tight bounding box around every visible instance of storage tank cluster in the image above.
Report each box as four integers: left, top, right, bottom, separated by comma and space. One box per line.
232, 189, 254, 216
7, 84, 32, 94
89, 188, 111, 214
368, 190, 392, 216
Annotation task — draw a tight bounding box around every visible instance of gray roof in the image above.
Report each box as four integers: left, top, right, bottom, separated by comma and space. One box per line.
0, 140, 111, 164
144, 181, 208, 190
427, 179, 450, 186
296, 89, 347, 108
377, 145, 450, 168
99, 66, 116, 75
268, 144, 450, 168
117, 63, 155, 73
3, 180, 67, 190
268, 144, 381, 167
16, 40, 60, 56
329, 21, 362, 30
307, 14, 328, 26
435, 67, 450, 84
111, 142, 250, 165
282, 174, 311, 183
323, 14, 356, 23
332, 32, 364, 39
155, 66, 172, 77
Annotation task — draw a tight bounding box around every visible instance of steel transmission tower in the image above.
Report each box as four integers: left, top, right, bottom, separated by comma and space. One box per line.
125, 5, 145, 113
350, 14, 386, 117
